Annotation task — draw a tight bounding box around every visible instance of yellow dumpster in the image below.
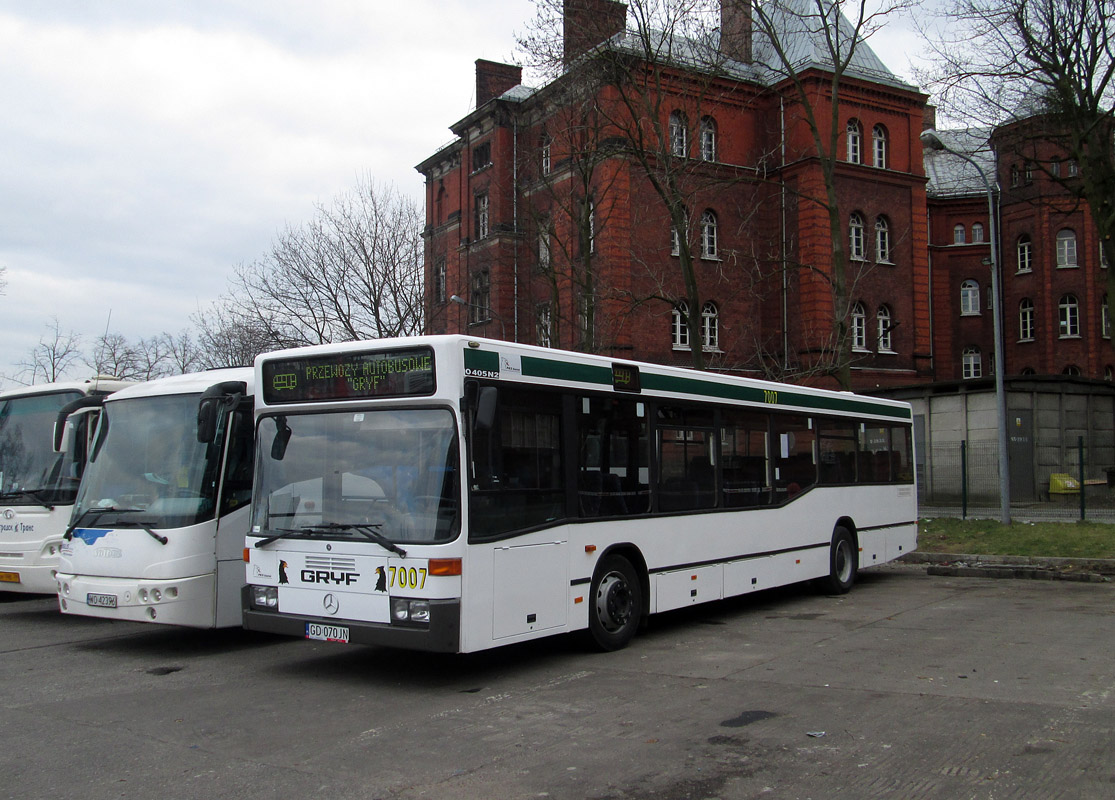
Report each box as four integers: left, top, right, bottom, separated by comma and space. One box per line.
1049, 473, 1080, 495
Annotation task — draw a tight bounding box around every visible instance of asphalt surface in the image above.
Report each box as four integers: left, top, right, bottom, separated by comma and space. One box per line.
2, 564, 1113, 799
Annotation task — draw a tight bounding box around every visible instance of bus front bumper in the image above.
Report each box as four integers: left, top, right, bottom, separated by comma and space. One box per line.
241, 587, 461, 653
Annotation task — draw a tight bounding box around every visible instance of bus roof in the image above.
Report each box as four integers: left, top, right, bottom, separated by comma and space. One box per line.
104, 367, 253, 402
256, 336, 911, 421
0, 377, 133, 401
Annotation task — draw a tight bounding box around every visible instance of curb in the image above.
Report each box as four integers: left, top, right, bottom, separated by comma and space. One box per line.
898, 552, 1115, 583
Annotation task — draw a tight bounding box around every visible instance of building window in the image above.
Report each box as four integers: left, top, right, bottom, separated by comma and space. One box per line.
472, 141, 492, 171
672, 301, 690, 348
1059, 294, 1079, 337
1102, 245, 1110, 269
875, 216, 891, 263
971, 222, 985, 243
701, 302, 719, 351
1010, 165, 1020, 187
470, 270, 490, 324
433, 257, 446, 304
1017, 235, 1033, 273
877, 305, 894, 352
1050, 159, 1061, 178
1064, 365, 1082, 376
670, 226, 680, 256
538, 226, 551, 269
1019, 298, 1034, 341
953, 224, 966, 244
541, 134, 552, 176
1104, 294, 1111, 339
960, 280, 980, 316
962, 346, 982, 379
700, 210, 718, 259
582, 198, 595, 255
699, 116, 717, 162
849, 212, 865, 259
474, 193, 489, 239
872, 124, 888, 168
1068, 159, 1078, 176
537, 305, 552, 347
1021, 367, 1036, 376
1106, 366, 1114, 381
1056, 229, 1078, 267
1024, 163, 1033, 184
669, 111, 688, 157
851, 302, 867, 350
846, 119, 862, 164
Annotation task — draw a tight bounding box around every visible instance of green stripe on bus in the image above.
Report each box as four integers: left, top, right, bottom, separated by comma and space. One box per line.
477, 350, 910, 421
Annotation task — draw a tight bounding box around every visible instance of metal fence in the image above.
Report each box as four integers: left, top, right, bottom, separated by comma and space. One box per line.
919, 436, 1115, 522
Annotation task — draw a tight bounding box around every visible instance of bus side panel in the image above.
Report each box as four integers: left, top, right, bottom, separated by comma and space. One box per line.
491, 541, 568, 639
653, 564, 723, 614
888, 522, 918, 562
723, 555, 773, 596
858, 528, 888, 569
215, 558, 244, 628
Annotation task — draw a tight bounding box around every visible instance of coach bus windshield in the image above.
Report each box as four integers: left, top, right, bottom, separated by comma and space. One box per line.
252, 408, 460, 545
0, 391, 83, 506
72, 394, 224, 530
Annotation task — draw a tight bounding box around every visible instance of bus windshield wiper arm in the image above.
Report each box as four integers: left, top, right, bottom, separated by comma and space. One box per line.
254, 522, 406, 557
0, 489, 55, 510
63, 506, 145, 540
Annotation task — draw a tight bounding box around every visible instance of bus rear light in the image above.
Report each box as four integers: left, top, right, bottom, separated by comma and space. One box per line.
428, 558, 462, 576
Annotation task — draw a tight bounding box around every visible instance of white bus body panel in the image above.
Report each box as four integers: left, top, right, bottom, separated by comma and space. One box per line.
0, 505, 72, 593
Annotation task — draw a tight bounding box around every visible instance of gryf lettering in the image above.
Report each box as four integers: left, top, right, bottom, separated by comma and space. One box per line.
301, 569, 360, 586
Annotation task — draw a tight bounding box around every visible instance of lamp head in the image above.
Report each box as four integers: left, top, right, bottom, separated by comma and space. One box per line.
920, 130, 946, 152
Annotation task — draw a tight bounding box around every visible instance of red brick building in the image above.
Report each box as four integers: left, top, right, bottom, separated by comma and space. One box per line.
417, 0, 931, 391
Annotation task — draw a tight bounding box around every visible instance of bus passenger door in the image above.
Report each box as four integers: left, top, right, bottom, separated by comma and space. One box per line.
492, 541, 567, 639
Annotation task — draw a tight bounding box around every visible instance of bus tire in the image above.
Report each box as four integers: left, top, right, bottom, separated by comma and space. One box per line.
820, 526, 857, 594
587, 555, 643, 651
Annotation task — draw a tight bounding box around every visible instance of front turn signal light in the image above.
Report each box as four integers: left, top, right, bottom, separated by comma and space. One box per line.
428, 558, 462, 576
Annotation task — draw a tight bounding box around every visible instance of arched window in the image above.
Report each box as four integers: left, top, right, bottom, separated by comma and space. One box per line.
851, 302, 867, 350
846, 119, 862, 164
971, 222, 985, 243
669, 111, 688, 157
699, 116, 717, 162
875, 216, 891, 263
962, 346, 982, 379
540, 133, 552, 176
960, 280, 980, 315
849, 212, 865, 259
701, 302, 719, 350
1017, 235, 1033, 272
1063, 365, 1082, 376
470, 270, 491, 324
536, 305, 552, 347
1056, 229, 1077, 267
1059, 294, 1079, 337
700, 210, 718, 258
953, 224, 966, 244
872, 124, 888, 168
670, 226, 680, 256
1019, 299, 1035, 341
1021, 367, 1036, 376
1010, 165, 1020, 186
672, 300, 689, 348
877, 305, 894, 351
1106, 366, 1114, 381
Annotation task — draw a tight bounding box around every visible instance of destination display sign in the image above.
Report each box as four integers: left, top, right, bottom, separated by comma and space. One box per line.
261, 347, 435, 404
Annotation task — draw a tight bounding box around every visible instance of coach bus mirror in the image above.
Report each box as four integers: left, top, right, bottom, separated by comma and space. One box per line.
54, 395, 105, 452
197, 398, 219, 443
475, 387, 498, 431
271, 417, 292, 461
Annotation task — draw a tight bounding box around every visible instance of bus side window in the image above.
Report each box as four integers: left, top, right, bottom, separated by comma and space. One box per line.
578, 396, 650, 517
817, 418, 857, 484
721, 409, 771, 507
221, 409, 254, 515
772, 415, 815, 501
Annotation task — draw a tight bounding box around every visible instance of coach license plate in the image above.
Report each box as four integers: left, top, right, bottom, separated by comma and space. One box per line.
87, 592, 118, 608
0, 571, 19, 583
306, 623, 350, 644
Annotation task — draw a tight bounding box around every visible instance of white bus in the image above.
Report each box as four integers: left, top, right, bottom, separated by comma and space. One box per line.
56, 369, 254, 627
0, 378, 131, 594
243, 336, 916, 653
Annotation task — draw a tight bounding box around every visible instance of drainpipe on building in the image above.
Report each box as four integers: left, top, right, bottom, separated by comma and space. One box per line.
780, 96, 789, 371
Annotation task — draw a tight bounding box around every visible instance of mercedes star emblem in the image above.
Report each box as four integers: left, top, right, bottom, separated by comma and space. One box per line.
323, 593, 339, 615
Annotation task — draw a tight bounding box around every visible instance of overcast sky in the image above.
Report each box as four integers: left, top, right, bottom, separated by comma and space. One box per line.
0, 0, 926, 388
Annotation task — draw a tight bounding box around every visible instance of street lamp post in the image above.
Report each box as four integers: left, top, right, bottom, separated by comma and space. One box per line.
450, 294, 507, 339
921, 130, 1011, 524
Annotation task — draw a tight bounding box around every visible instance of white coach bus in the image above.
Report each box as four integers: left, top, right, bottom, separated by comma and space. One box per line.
0, 378, 131, 594
56, 369, 253, 627
243, 336, 916, 653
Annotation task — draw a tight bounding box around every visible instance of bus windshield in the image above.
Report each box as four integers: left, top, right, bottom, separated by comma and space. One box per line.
253, 408, 459, 545
0, 391, 83, 505
73, 394, 223, 529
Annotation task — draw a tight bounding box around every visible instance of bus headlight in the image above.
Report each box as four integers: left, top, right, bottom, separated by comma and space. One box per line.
391, 598, 430, 624
251, 586, 278, 609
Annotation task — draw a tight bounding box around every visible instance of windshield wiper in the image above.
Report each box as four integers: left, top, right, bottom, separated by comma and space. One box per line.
254, 522, 407, 557
63, 506, 145, 540
0, 489, 56, 510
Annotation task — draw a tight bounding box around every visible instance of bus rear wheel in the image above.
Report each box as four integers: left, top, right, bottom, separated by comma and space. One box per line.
588, 555, 642, 651
820, 526, 857, 594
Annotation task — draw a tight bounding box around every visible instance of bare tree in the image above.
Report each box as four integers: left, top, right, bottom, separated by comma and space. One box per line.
160, 329, 203, 375
192, 298, 277, 369
18, 317, 83, 383
920, 0, 1115, 336
87, 332, 139, 379
215, 175, 424, 348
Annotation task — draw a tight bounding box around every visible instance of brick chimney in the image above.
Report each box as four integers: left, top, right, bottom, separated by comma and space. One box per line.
720, 0, 752, 64
476, 59, 522, 107
563, 0, 628, 65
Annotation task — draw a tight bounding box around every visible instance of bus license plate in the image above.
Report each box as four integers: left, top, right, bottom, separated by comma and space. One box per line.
306, 623, 350, 644
87, 593, 117, 608
0, 571, 19, 583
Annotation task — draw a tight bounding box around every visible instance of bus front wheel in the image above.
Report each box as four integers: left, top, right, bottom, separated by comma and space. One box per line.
820, 526, 857, 594
588, 555, 643, 651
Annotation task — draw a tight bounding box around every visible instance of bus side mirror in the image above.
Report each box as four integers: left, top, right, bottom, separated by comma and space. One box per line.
475, 387, 498, 431
271, 418, 292, 461
197, 398, 219, 443
53, 418, 74, 454
54, 395, 105, 452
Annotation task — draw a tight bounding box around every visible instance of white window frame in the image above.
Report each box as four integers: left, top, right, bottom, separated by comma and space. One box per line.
953, 224, 966, 244
962, 346, 982, 379
1059, 294, 1079, 338
1019, 298, 1034, 341
971, 222, 985, 243
700, 210, 719, 259
875, 216, 891, 263
1056, 229, 1078, 267
846, 119, 862, 164
851, 302, 868, 351
1017, 235, 1032, 273
872, 124, 887, 168
849, 213, 865, 260
960, 280, 980, 316
672, 300, 690, 349
669, 111, 688, 158
475, 193, 489, 239
877, 305, 894, 352
699, 116, 717, 162
701, 302, 719, 351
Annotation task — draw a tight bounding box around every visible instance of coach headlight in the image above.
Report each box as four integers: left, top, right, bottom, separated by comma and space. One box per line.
391, 598, 430, 624
250, 586, 278, 609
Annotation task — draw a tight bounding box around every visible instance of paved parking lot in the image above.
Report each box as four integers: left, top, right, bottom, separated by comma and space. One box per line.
2, 565, 1113, 799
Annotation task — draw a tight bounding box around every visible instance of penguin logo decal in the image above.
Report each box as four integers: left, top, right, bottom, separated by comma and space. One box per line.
375, 566, 387, 592
278, 560, 289, 585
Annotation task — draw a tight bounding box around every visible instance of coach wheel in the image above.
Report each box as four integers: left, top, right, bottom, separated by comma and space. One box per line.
821, 526, 857, 594
588, 555, 643, 651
